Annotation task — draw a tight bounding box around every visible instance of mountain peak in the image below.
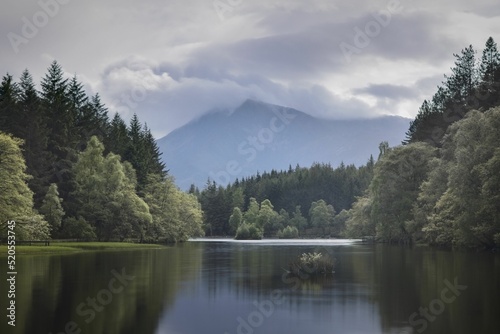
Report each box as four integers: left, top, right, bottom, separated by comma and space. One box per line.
157, 102, 410, 189
234, 99, 282, 114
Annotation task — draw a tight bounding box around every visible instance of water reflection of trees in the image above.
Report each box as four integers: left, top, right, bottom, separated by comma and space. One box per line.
200, 242, 500, 334
0, 245, 203, 334
358, 244, 500, 334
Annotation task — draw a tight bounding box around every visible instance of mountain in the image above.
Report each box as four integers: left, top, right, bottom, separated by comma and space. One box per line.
157, 99, 410, 189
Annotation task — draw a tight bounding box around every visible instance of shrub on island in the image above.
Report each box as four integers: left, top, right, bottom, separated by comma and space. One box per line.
287, 252, 336, 276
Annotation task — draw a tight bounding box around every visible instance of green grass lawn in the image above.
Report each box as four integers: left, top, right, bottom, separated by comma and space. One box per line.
0, 242, 165, 255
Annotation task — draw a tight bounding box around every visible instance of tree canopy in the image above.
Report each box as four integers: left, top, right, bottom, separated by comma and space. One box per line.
0, 62, 200, 243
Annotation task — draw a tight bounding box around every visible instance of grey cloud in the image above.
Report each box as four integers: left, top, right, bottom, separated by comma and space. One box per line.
97, 56, 375, 137
339, 10, 460, 63
2, 0, 500, 139
415, 74, 446, 95
354, 84, 418, 100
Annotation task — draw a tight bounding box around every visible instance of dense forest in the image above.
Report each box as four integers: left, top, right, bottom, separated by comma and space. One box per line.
0, 61, 203, 242
195, 159, 375, 238
1, 37, 499, 249
198, 36, 500, 250
343, 37, 500, 250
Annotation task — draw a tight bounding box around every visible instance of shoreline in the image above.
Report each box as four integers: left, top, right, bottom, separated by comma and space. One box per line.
0, 241, 165, 255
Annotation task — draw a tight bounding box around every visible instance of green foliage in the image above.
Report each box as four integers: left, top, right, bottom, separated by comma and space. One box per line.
332, 209, 350, 237
71, 136, 152, 241
60, 216, 96, 241
422, 108, 500, 248
289, 205, 308, 231
351, 106, 500, 249
0, 131, 52, 240
40, 183, 65, 233
199, 181, 232, 236
288, 252, 336, 276
124, 115, 166, 189
16, 214, 51, 241
0, 62, 210, 245
410, 158, 450, 242
277, 225, 299, 239
309, 199, 335, 233
244, 197, 260, 226
228, 207, 243, 235
0, 132, 34, 222
235, 222, 263, 240
144, 174, 204, 243
0, 62, 166, 217
258, 199, 281, 235
345, 195, 373, 238
199, 159, 375, 236
369, 143, 436, 243
405, 37, 500, 145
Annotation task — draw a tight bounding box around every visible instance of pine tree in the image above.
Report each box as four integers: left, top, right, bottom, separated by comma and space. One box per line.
89, 94, 109, 132
0, 74, 20, 134
124, 115, 166, 189
107, 113, 130, 157
445, 45, 478, 105
480, 37, 500, 85
78, 93, 109, 144
68, 75, 87, 118
18, 69, 52, 206
478, 37, 500, 108
40, 61, 77, 206
41, 61, 72, 152
125, 113, 146, 186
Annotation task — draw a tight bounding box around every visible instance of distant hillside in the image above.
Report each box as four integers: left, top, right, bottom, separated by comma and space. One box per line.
157, 99, 410, 189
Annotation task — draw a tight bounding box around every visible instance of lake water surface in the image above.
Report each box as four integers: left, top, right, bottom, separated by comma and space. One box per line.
1, 239, 499, 334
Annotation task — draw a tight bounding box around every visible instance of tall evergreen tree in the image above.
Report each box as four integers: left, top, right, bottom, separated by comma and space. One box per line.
80, 93, 109, 144
480, 37, 500, 85
40, 61, 77, 205
107, 113, 130, 157
445, 45, 478, 105
125, 113, 146, 186
142, 124, 167, 178
0, 74, 20, 134
478, 37, 500, 108
18, 70, 52, 206
41, 61, 72, 152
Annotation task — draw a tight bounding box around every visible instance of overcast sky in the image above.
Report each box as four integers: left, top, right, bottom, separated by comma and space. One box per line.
2, 0, 500, 138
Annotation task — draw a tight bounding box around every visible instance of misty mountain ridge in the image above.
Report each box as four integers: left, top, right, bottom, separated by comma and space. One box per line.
157, 99, 410, 189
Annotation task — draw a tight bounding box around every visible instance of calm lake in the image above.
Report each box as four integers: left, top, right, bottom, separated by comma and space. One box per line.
1, 239, 500, 334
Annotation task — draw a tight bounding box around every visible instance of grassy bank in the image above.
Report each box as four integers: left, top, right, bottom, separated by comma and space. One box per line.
0, 242, 165, 255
